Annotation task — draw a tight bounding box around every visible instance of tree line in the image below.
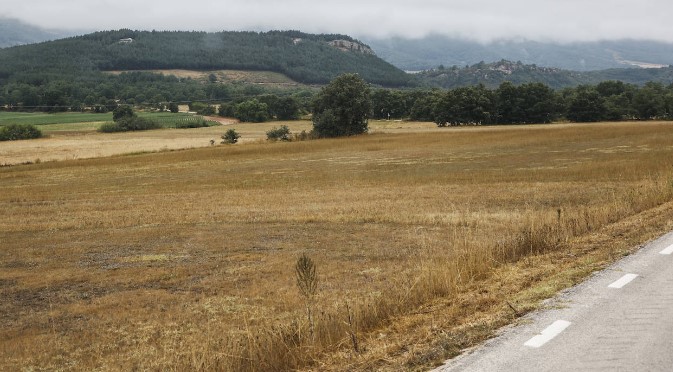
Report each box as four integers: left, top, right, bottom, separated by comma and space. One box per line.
215, 79, 673, 125
0, 70, 315, 114
2, 70, 672, 125
370, 81, 673, 125
416, 60, 673, 90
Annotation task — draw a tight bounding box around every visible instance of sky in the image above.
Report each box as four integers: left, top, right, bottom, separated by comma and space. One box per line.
3, 0, 673, 43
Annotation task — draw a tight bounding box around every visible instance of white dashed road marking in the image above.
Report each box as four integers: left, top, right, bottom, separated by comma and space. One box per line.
524, 320, 571, 348
660, 244, 673, 255
608, 273, 639, 289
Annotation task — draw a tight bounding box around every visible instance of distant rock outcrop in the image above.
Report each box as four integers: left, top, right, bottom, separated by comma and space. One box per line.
328, 40, 375, 55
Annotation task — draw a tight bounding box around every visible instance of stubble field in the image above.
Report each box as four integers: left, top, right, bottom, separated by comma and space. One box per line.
0, 119, 436, 166
2, 121, 673, 370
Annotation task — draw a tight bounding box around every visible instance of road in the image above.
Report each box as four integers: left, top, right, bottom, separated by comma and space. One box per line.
435, 231, 673, 372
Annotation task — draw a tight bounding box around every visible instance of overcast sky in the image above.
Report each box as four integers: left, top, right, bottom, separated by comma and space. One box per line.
3, 0, 673, 42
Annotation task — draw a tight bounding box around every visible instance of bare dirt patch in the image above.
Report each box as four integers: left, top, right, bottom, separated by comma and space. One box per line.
204, 116, 238, 125
105, 69, 300, 85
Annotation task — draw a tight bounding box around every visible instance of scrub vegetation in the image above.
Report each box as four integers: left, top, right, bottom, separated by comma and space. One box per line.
2, 121, 673, 370
0, 123, 42, 141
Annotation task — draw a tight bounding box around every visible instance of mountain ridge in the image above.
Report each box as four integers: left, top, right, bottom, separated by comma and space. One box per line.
1, 17, 673, 92
361, 35, 673, 72
417, 59, 673, 89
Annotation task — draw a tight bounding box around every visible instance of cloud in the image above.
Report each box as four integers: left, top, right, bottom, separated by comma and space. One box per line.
2, 0, 673, 42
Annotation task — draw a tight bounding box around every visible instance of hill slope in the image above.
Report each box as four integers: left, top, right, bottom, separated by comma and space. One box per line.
0, 30, 411, 87
364, 35, 673, 72
417, 60, 673, 89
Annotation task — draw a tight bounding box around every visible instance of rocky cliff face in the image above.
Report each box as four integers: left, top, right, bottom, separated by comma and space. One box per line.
328, 40, 375, 55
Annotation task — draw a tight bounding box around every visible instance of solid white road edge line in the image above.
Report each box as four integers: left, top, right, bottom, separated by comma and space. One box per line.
660, 244, 673, 255
524, 320, 571, 348
608, 273, 639, 289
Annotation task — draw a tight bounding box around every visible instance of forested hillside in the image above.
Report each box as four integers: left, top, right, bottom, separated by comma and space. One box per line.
0, 30, 410, 86
418, 60, 673, 89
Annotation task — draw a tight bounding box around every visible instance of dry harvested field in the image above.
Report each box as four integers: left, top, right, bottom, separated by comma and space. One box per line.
0, 120, 435, 166
2, 121, 673, 370
0, 120, 307, 166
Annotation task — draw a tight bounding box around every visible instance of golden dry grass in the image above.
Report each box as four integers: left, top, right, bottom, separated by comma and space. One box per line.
2, 121, 673, 370
0, 120, 435, 166
0, 121, 313, 166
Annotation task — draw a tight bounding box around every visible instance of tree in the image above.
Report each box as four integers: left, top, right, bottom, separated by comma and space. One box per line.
633, 82, 666, 120
274, 96, 301, 120
371, 89, 407, 119
434, 85, 495, 126
495, 81, 523, 124
189, 102, 216, 116
516, 83, 557, 124
596, 81, 636, 121
409, 90, 441, 121
112, 105, 135, 122
168, 102, 179, 113
266, 125, 291, 141
218, 103, 236, 117
312, 73, 371, 137
566, 86, 607, 122
235, 99, 269, 122
595, 80, 629, 97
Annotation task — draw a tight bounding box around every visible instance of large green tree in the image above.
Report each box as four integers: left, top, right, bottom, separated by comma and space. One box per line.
632, 82, 667, 120
566, 86, 607, 122
312, 73, 371, 137
434, 84, 495, 126
235, 99, 269, 123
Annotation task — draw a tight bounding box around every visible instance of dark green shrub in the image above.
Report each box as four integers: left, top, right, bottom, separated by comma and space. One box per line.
120, 117, 161, 131
113, 105, 135, 122
218, 103, 236, 117
98, 117, 161, 132
168, 102, 179, 113
221, 128, 241, 144
266, 125, 291, 141
189, 102, 216, 116
0, 124, 42, 141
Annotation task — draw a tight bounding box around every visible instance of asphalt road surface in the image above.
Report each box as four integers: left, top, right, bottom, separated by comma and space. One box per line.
435, 231, 673, 372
